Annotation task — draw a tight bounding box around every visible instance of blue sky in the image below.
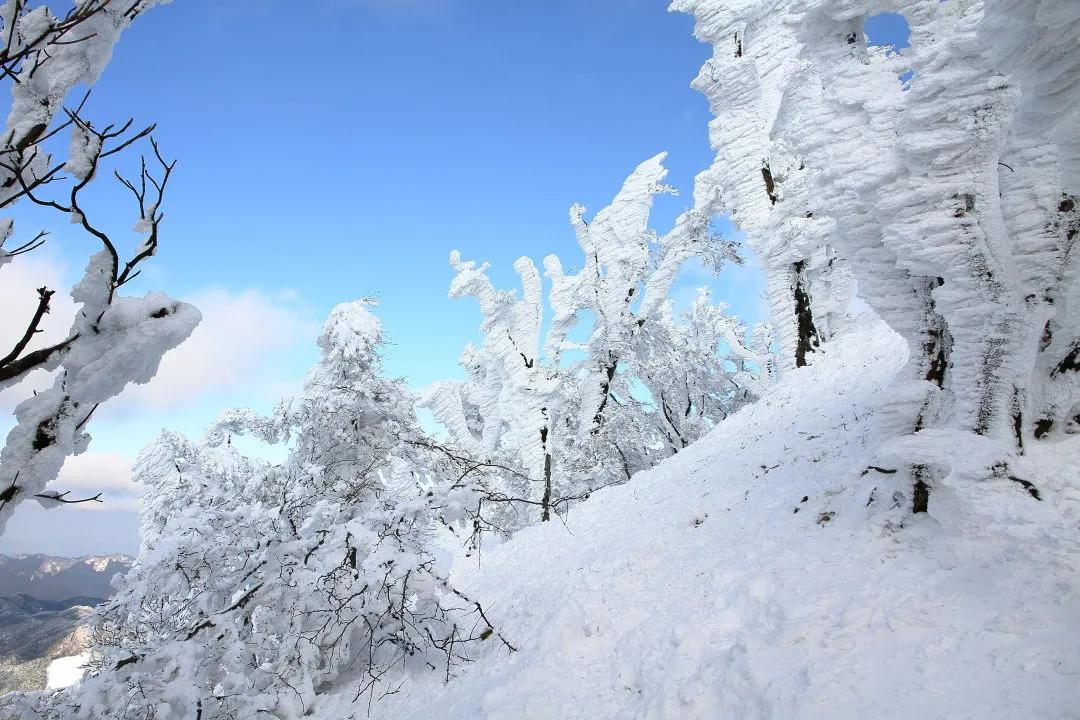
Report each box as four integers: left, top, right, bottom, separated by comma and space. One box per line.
0, 2, 909, 556
93, 0, 727, 349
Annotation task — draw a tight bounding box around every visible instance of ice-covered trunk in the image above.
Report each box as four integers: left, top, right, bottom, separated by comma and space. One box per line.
592, 356, 618, 429
1034, 191, 1080, 437
790, 260, 820, 367
1024, 186, 1080, 438
539, 411, 553, 522
773, 6, 1035, 510
984, 0, 1080, 445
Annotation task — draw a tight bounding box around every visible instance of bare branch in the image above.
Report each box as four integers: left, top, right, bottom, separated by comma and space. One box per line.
4, 229, 49, 255
0, 286, 55, 368
33, 490, 103, 504
0, 334, 78, 384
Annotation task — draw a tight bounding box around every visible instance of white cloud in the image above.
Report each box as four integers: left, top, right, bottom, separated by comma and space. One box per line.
51, 451, 140, 512
102, 287, 319, 416
0, 365, 56, 413
1, 256, 320, 420
1, 259, 323, 553
0, 253, 75, 347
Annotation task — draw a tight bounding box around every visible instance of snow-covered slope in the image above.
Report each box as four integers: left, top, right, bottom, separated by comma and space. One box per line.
338, 314, 1079, 720
45, 653, 88, 691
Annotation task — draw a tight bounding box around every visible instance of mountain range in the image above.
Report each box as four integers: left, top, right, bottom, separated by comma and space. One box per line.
0, 555, 132, 603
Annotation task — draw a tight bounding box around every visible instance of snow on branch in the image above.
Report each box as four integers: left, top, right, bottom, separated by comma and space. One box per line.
0, 0, 196, 533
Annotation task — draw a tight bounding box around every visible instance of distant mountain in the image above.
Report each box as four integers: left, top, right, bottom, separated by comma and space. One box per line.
0, 595, 108, 617
0, 554, 132, 694
0, 554, 132, 603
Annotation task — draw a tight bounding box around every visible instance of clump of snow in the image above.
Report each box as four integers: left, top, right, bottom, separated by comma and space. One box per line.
318, 315, 1080, 720
46, 653, 88, 690
63, 126, 103, 181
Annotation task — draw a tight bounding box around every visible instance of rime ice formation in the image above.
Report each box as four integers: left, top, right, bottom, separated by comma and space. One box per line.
423, 155, 769, 530
672, 0, 1080, 503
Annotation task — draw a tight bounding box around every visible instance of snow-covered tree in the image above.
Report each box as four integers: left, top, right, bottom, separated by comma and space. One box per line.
3, 302, 507, 719
423, 154, 771, 530
674, 0, 1080, 510
0, 0, 197, 533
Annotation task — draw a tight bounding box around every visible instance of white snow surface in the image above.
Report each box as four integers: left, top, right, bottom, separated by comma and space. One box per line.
329, 314, 1080, 720
45, 654, 87, 691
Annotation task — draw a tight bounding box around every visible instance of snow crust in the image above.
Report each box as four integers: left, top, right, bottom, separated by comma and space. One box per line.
333, 315, 1080, 720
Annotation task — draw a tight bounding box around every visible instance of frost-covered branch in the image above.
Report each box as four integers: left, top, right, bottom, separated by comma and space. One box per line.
0, 0, 195, 533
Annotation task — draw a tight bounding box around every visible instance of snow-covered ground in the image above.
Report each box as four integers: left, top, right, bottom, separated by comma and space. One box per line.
320, 314, 1080, 719
45, 654, 87, 691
